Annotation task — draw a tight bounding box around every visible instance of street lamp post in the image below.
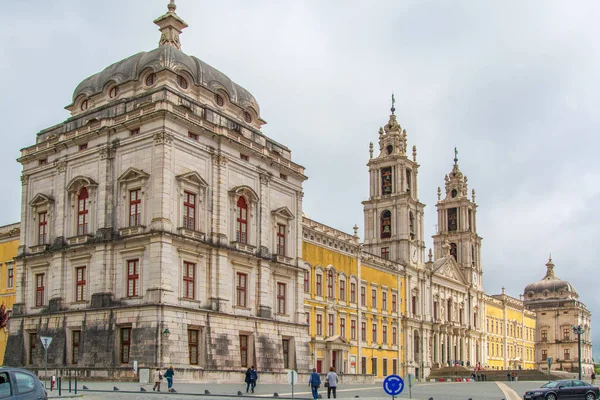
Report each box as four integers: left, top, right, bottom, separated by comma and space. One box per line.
572, 325, 585, 381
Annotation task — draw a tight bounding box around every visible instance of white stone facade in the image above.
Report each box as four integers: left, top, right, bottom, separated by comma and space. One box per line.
5, 3, 310, 378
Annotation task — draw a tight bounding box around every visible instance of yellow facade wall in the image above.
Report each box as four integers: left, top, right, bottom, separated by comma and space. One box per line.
0, 225, 19, 365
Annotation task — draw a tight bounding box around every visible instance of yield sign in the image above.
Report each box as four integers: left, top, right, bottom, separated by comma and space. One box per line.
40, 336, 53, 350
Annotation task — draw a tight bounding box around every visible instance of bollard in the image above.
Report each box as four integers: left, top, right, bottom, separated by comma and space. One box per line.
237, 391, 243, 395
58, 377, 62, 396
69, 374, 72, 393
205, 389, 211, 394
141, 387, 147, 391
75, 378, 78, 394
274, 393, 279, 397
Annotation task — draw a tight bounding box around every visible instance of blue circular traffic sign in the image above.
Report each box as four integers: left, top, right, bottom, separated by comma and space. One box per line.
383, 374, 404, 396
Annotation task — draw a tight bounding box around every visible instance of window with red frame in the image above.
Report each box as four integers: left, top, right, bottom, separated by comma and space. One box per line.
382, 291, 387, 311
127, 260, 139, 297
340, 318, 346, 338
183, 262, 195, 299
371, 288, 377, 308
564, 349, 570, 360
38, 212, 47, 245
304, 270, 309, 293
236, 272, 247, 307
316, 274, 322, 296
35, 274, 44, 307
327, 270, 334, 298
392, 327, 397, 345
120, 328, 131, 363
382, 325, 388, 344
351, 320, 356, 340
381, 247, 389, 260
392, 294, 397, 312
361, 286, 366, 306
277, 282, 286, 314
328, 314, 334, 336
72, 330, 81, 364
7, 267, 13, 289
183, 192, 196, 230
316, 314, 323, 336
129, 189, 141, 227
236, 196, 248, 244
188, 132, 198, 141
277, 224, 286, 256
75, 266, 86, 302
77, 188, 89, 236
361, 322, 366, 341
339, 280, 346, 301
372, 323, 377, 343
240, 335, 248, 367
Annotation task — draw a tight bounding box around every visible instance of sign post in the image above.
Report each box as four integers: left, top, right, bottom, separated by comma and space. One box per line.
383, 374, 404, 399
287, 370, 298, 398
547, 357, 553, 382
40, 336, 53, 389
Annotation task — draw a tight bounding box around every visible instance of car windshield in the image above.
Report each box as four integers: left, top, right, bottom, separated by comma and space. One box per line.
542, 381, 562, 388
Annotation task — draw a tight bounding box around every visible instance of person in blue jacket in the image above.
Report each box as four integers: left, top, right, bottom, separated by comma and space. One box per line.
249, 366, 258, 393
308, 368, 321, 400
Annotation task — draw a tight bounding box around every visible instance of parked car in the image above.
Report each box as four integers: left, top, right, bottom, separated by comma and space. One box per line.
0, 367, 47, 399
523, 379, 599, 400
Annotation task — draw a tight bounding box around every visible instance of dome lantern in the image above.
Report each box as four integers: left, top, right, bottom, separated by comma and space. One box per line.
153, 0, 188, 50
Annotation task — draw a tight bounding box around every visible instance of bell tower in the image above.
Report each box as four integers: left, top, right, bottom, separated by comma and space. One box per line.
362, 96, 426, 265
432, 149, 483, 287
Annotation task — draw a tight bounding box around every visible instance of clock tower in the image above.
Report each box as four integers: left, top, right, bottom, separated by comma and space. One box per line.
432, 149, 483, 287
362, 98, 426, 265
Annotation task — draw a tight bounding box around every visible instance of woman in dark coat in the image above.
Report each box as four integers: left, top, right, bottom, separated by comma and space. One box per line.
245, 367, 252, 393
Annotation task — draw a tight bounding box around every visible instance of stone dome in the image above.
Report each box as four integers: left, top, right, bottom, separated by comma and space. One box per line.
523, 257, 578, 300
70, 1, 260, 115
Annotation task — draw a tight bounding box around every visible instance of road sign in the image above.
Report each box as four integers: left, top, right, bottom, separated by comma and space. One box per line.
383, 374, 404, 396
287, 370, 298, 385
40, 336, 53, 350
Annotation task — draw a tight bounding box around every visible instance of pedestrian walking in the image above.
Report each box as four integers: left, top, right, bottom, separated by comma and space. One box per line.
325, 367, 338, 398
592, 372, 596, 384
152, 368, 162, 392
164, 365, 175, 392
244, 367, 252, 393
308, 368, 321, 400
250, 365, 258, 393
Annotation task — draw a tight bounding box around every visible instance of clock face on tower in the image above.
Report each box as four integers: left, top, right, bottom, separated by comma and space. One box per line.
411, 245, 418, 263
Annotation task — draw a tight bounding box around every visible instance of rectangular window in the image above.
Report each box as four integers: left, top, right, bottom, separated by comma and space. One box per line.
381, 247, 389, 259
316, 314, 323, 336
412, 296, 417, 315
189, 329, 199, 365
350, 282, 356, 303
304, 270, 310, 293
120, 328, 131, 364
280, 173, 288, 181
328, 314, 334, 337
35, 274, 44, 307
183, 192, 196, 230
77, 190, 89, 236
372, 323, 377, 343
383, 358, 388, 377
188, 132, 198, 140
236, 272, 247, 307
78, 143, 88, 151
372, 358, 378, 376
381, 167, 392, 195
564, 349, 570, 360
382, 325, 388, 344
29, 332, 36, 365
277, 224, 286, 256
382, 292, 387, 311
240, 154, 249, 161
130, 128, 140, 136
563, 328, 570, 341
371, 288, 377, 308
361, 356, 367, 375
183, 262, 195, 299
72, 330, 81, 364
392, 327, 397, 345
327, 272, 334, 298
129, 189, 141, 226
361, 322, 366, 341
7, 267, 14, 289
351, 320, 357, 340
541, 330, 547, 342
277, 282, 286, 314
361, 286, 366, 306
240, 335, 248, 367
282, 339, 290, 369
75, 266, 86, 302
340, 318, 346, 338
38, 212, 47, 245
393, 359, 398, 375
542, 349, 547, 361
447, 208, 458, 231
339, 280, 346, 301
392, 294, 397, 312
39, 158, 47, 166
316, 274, 322, 296
236, 197, 248, 244
127, 259, 139, 297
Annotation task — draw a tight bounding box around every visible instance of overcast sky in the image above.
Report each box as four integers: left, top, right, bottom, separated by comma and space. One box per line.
1, 0, 599, 359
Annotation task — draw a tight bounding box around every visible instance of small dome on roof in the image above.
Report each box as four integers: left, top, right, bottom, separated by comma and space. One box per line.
523, 257, 578, 300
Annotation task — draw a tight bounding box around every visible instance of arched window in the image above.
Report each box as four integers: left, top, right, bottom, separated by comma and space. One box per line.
380, 210, 391, 239
450, 243, 457, 260
77, 188, 89, 236
236, 196, 248, 244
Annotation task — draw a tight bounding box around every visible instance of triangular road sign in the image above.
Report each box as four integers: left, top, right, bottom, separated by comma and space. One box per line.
40, 336, 53, 350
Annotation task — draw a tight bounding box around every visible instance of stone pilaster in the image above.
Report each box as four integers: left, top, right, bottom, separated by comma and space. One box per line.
150, 130, 174, 232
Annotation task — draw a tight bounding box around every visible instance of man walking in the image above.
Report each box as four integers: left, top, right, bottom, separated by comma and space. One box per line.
309, 368, 321, 400
250, 366, 258, 393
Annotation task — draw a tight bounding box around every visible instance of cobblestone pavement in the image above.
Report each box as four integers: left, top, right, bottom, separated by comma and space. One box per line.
47, 380, 550, 399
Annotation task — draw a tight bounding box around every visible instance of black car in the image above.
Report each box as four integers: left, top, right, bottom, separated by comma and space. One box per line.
0, 367, 47, 399
524, 379, 599, 400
